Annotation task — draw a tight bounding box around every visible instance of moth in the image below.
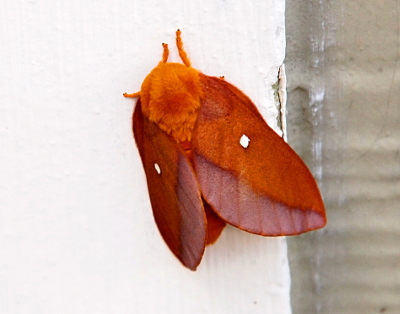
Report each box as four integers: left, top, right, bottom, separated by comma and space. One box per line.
124, 30, 326, 270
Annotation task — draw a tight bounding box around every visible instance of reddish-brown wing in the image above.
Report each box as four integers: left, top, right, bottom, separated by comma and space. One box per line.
133, 100, 207, 270
192, 74, 326, 236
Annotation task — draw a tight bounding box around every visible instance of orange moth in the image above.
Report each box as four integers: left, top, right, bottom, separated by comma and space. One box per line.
124, 30, 326, 271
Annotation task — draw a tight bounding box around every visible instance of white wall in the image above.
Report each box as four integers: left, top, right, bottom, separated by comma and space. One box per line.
0, 1, 290, 313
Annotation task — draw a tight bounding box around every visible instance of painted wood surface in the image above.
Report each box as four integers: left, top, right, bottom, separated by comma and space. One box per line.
0, 1, 290, 313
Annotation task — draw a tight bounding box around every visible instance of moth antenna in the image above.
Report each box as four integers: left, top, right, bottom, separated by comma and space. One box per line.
161, 43, 169, 63
176, 29, 191, 67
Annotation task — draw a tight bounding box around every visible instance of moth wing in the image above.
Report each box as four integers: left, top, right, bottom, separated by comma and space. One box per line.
192, 74, 326, 236
133, 100, 207, 270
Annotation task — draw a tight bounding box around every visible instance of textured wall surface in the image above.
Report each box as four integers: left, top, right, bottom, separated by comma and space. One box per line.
0, 1, 290, 313
286, 0, 400, 313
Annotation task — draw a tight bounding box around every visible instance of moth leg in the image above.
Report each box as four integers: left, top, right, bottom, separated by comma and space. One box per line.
123, 91, 141, 98
176, 29, 192, 67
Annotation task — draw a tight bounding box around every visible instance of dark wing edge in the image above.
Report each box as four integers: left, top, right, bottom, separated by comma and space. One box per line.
192, 75, 326, 236
133, 100, 207, 270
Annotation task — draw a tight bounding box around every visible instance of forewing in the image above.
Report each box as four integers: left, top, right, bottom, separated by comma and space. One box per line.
192, 74, 326, 236
133, 100, 207, 270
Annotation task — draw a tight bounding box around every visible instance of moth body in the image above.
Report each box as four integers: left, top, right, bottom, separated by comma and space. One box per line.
124, 30, 326, 271
140, 62, 203, 143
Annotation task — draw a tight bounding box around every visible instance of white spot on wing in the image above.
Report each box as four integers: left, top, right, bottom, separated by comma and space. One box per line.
240, 134, 250, 148
154, 163, 161, 174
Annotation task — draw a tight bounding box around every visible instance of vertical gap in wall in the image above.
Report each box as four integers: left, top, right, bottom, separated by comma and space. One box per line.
285, 0, 339, 313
